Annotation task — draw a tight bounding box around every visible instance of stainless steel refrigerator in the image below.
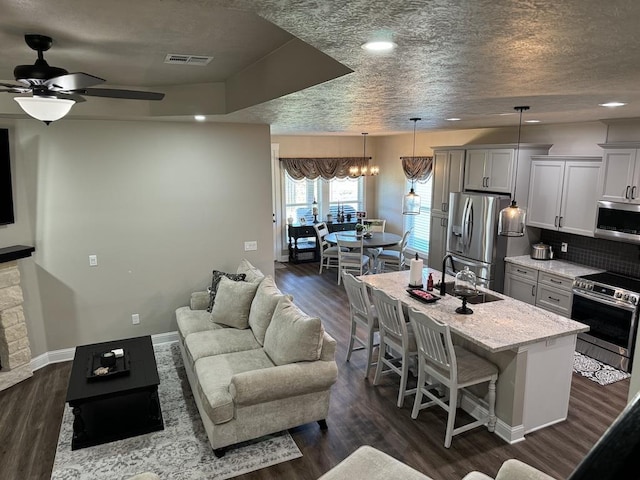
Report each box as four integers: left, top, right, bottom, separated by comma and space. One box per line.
445, 192, 532, 292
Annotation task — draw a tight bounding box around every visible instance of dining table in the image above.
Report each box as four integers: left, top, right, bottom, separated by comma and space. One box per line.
324, 231, 402, 249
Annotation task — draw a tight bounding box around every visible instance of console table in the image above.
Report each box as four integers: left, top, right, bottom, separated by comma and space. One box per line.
287, 222, 357, 264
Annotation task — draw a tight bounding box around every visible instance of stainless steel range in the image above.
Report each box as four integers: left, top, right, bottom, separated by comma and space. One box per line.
572, 272, 640, 372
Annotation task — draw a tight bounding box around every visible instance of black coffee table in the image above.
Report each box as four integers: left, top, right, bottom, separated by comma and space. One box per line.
65, 335, 164, 450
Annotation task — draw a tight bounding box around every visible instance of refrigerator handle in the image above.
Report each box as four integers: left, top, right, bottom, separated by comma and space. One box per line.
462, 197, 473, 250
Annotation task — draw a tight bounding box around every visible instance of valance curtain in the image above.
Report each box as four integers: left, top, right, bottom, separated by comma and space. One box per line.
280, 157, 371, 180
401, 156, 433, 182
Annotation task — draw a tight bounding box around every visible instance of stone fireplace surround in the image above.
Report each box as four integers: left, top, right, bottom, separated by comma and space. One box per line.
0, 245, 35, 392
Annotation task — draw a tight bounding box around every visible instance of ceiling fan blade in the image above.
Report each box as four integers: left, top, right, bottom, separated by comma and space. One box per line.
80, 88, 164, 101
0, 81, 29, 91
53, 92, 86, 103
0, 88, 23, 93
45, 72, 105, 91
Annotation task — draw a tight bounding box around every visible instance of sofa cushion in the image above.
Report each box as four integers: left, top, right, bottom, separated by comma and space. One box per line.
185, 328, 261, 364
263, 297, 324, 365
176, 306, 224, 342
194, 349, 275, 425
248, 275, 290, 346
210, 276, 260, 329
207, 271, 246, 312
237, 258, 265, 283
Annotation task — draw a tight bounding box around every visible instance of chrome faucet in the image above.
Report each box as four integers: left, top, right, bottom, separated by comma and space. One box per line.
440, 254, 456, 296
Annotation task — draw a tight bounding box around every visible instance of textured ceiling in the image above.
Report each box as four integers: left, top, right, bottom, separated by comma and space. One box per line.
2, 0, 640, 134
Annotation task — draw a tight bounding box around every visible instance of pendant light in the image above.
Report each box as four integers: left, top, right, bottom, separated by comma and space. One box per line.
349, 133, 379, 177
498, 106, 529, 236
402, 117, 422, 215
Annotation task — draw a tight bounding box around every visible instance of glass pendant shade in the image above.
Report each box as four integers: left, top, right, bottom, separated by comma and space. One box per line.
14, 96, 75, 124
402, 187, 421, 215
498, 200, 526, 237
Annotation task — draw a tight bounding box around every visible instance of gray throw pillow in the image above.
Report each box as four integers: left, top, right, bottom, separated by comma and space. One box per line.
237, 258, 265, 283
263, 297, 324, 365
207, 270, 246, 312
248, 275, 292, 346
210, 276, 260, 329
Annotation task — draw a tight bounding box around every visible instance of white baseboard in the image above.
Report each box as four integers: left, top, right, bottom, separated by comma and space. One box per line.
460, 394, 526, 444
30, 331, 179, 372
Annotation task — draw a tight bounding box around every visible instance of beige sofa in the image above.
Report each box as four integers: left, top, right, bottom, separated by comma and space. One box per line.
318, 446, 555, 480
175, 259, 338, 456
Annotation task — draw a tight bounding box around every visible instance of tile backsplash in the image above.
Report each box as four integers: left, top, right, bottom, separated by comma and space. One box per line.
540, 230, 640, 278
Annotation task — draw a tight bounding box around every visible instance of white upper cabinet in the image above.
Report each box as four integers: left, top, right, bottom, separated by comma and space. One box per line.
597, 146, 640, 203
527, 157, 601, 237
464, 149, 514, 193
431, 149, 464, 216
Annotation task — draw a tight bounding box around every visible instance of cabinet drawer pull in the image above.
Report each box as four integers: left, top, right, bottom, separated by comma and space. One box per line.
516, 268, 528, 274
554, 216, 559, 227
550, 278, 561, 284
442, 202, 447, 212
626, 185, 631, 199
559, 216, 563, 228
633, 186, 637, 200
548, 296, 560, 302
532, 285, 536, 296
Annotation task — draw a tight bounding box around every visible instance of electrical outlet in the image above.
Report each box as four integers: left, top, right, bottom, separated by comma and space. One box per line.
244, 241, 258, 251
131, 313, 140, 325
89, 254, 98, 267
561, 242, 568, 253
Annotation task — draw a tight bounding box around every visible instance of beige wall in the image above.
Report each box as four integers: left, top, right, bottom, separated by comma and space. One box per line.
0, 119, 274, 355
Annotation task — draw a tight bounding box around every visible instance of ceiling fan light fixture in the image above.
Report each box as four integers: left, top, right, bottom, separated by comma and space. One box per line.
14, 96, 75, 124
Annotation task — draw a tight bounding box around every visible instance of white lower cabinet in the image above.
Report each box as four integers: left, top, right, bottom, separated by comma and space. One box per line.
504, 263, 573, 317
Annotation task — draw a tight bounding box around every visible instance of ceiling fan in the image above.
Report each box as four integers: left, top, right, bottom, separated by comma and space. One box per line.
1, 34, 165, 124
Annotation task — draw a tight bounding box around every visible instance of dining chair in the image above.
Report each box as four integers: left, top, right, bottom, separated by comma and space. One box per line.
342, 272, 380, 379
407, 308, 499, 448
376, 229, 411, 272
371, 288, 418, 407
336, 235, 370, 285
363, 219, 386, 232
314, 222, 341, 274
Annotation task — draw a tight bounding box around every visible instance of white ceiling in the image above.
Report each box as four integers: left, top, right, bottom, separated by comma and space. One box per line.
2, 0, 640, 135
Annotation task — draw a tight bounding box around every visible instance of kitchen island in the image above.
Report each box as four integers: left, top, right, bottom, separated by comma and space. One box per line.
361, 268, 589, 444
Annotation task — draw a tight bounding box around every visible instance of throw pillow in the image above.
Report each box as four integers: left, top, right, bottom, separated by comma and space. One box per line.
248, 275, 292, 346
263, 297, 324, 365
237, 258, 265, 283
210, 276, 260, 329
207, 270, 246, 312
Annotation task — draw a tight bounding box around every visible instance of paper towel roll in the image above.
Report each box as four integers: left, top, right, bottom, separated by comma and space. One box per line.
409, 257, 423, 286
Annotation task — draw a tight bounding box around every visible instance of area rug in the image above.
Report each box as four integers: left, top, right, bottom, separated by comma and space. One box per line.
573, 351, 631, 386
51, 343, 302, 480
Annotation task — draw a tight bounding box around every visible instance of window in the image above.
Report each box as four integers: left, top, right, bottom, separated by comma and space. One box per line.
403, 176, 433, 256
283, 172, 364, 224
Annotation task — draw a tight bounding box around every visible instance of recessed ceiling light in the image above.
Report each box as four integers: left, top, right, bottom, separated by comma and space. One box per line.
361, 40, 396, 52
599, 102, 627, 107
525, 119, 540, 123
194, 115, 206, 121
446, 117, 461, 121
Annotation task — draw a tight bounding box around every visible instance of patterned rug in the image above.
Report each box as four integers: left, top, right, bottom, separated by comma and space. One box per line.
573, 351, 631, 386
51, 343, 302, 480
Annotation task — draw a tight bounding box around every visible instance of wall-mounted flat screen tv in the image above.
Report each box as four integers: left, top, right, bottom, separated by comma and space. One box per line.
0, 129, 15, 225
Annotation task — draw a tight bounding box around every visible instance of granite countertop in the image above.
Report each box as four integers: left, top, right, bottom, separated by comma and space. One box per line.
361, 268, 589, 354
504, 255, 605, 278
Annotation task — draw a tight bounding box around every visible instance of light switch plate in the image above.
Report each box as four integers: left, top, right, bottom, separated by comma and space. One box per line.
89, 254, 98, 267
244, 241, 258, 251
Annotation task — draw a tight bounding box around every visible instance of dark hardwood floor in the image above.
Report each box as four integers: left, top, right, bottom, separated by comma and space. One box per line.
0, 261, 629, 479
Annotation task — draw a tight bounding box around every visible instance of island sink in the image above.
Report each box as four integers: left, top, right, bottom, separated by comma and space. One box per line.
437, 281, 503, 304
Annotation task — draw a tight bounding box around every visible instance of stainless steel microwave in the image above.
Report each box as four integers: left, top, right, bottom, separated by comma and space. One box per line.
594, 201, 640, 243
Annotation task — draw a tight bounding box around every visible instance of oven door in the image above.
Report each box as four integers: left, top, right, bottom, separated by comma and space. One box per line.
571, 289, 638, 357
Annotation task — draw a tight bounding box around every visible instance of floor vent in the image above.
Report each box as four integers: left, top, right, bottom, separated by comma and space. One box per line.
164, 54, 213, 66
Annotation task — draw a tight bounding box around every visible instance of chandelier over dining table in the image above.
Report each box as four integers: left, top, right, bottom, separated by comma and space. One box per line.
349, 132, 379, 177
